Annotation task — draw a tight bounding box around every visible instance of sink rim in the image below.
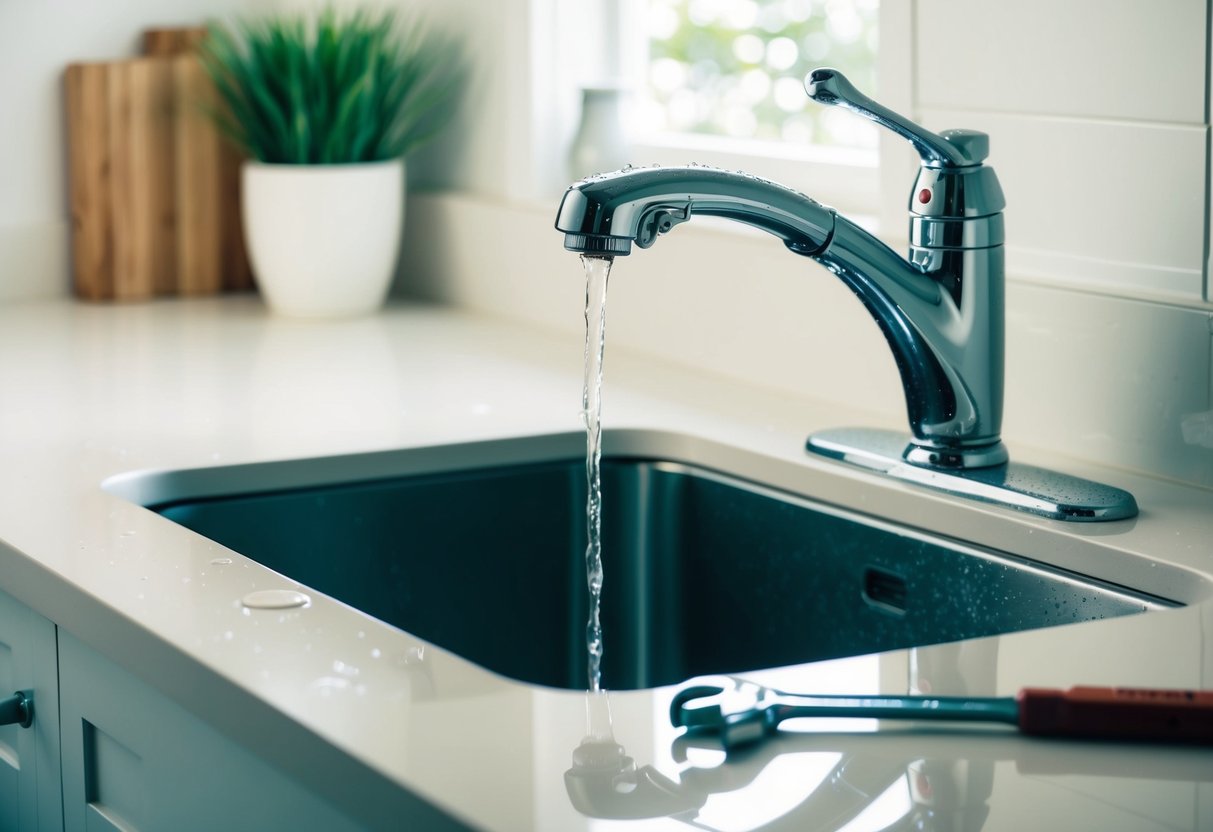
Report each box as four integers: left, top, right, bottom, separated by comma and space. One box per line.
103, 428, 1213, 610
142, 450, 1183, 691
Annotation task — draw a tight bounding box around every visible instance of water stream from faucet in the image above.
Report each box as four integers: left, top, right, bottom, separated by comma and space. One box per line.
581, 254, 612, 693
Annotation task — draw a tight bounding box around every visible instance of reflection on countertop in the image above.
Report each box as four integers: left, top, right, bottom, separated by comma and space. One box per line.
563, 643, 1213, 831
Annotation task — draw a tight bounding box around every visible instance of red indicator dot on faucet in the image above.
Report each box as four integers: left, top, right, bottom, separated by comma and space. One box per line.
918, 188, 932, 204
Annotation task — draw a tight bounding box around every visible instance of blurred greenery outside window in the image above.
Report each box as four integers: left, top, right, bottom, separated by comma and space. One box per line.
639, 0, 879, 156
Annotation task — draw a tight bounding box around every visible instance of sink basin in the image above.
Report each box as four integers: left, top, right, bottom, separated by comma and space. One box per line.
117, 433, 1178, 690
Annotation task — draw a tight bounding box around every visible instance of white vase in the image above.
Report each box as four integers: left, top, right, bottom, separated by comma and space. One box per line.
242, 159, 405, 318
569, 86, 631, 180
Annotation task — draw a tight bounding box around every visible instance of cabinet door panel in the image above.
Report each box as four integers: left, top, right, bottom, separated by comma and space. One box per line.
0, 586, 62, 832
58, 630, 362, 832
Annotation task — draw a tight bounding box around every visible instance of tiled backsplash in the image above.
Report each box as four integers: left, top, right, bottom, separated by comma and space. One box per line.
913, 0, 1209, 306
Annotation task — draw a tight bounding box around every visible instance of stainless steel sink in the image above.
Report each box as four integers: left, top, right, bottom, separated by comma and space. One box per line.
117, 433, 1179, 691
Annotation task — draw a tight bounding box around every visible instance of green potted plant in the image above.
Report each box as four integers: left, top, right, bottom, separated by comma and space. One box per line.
201, 7, 461, 317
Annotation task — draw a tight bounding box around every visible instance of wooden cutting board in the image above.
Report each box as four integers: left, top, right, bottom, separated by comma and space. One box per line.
144, 27, 253, 296
64, 27, 252, 301
65, 58, 173, 301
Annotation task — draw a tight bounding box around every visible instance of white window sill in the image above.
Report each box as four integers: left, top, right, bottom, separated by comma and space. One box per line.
626, 132, 881, 217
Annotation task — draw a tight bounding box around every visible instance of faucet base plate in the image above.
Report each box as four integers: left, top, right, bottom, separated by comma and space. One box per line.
806, 427, 1138, 522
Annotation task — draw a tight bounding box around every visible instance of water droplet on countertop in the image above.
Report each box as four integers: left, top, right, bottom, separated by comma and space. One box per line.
242, 589, 310, 610
308, 676, 351, 695
210, 557, 233, 566
332, 660, 360, 677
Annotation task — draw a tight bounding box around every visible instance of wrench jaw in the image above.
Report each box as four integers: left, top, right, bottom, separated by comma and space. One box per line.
670, 676, 779, 751
669, 680, 734, 730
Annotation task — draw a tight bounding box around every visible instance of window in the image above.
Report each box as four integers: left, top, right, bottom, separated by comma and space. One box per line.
623, 0, 882, 214
640, 0, 879, 151
541, 0, 889, 213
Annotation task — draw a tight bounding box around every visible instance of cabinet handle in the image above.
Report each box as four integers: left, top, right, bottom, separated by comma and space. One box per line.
0, 690, 33, 729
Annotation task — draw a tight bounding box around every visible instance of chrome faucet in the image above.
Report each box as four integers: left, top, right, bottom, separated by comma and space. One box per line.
555, 68, 1137, 521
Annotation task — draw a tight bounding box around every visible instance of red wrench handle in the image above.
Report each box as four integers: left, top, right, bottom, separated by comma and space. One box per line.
1017, 686, 1213, 743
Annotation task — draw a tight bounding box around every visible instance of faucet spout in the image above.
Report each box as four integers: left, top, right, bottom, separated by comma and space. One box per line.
556, 166, 835, 257
555, 164, 1007, 467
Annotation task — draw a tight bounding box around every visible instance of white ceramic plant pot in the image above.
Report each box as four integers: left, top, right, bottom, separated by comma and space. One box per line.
242, 159, 405, 318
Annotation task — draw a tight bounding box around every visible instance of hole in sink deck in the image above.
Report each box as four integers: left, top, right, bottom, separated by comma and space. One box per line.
116, 436, 1181, 691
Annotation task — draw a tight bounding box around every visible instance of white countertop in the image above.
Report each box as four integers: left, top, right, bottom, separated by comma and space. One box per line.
1, 296, 1211, 831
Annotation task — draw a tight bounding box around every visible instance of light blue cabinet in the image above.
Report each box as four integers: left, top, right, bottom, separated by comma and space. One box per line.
56, 630, 362, 832
2, 585, 364, 832
0, 587, 63, 832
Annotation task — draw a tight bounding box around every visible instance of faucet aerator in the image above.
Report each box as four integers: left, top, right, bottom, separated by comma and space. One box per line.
564, 233, 631, 257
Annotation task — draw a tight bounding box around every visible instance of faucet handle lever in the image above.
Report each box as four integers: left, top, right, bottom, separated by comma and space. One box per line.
805, 68, 985, 168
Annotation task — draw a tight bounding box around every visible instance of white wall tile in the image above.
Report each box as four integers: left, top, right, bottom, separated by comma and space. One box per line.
1004, 283, 1213, 488
919, 108, 1207, 302
915, 0, 1207, 124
